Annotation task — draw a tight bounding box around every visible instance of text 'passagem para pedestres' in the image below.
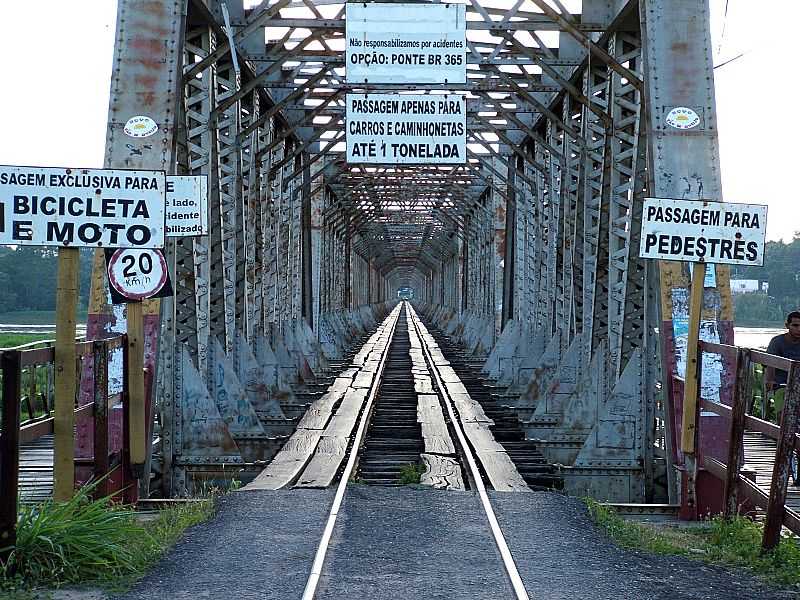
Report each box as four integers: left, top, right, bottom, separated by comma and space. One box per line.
639, 198, 768, 266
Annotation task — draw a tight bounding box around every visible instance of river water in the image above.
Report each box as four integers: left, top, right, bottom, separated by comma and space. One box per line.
733, 327, 783, 350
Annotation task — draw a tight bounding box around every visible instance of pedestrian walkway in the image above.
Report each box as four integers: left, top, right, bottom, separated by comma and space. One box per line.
116, 488, 787, 600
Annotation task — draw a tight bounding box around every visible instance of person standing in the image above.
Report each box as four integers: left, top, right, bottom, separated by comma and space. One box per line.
765, 310, 800, 418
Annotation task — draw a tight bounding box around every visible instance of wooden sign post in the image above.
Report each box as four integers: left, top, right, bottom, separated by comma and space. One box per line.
0, 165, 167, 502
639, 197, 768, 518
53, 247, 79, 501
680, 261, 706, 515
126, 301, 146, 476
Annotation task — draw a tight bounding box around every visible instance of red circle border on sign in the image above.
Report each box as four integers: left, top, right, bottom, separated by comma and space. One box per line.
107, 249, 168, 301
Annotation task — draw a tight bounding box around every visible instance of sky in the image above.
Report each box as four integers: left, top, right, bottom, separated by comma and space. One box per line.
0, 1, 796, 242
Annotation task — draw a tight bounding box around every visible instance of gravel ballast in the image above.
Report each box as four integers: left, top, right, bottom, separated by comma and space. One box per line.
316, 486, 513, 599
115, 489, 334, 600
490, 491, 792, 600
115, 486, 794, 599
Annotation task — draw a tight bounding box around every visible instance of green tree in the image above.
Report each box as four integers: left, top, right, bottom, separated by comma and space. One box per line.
733, 293, 783, 326
0, 271, 18, 312
731, 232, 800, 324
0, 247, 95, 313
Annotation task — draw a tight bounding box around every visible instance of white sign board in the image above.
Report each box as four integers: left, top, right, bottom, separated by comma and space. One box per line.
639, 198, 768, 266
166, 175, 208, 237
346, 3, 466, 84
347, 94, 466, 164
0, 166, 166, 248
107, 248, 169, 301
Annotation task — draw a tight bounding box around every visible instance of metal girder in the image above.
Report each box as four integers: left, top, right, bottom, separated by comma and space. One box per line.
93, 0, 738, 503
234, 16, 608, 32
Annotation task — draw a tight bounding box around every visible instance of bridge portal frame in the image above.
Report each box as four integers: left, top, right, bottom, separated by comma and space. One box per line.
86, 0, 732, 502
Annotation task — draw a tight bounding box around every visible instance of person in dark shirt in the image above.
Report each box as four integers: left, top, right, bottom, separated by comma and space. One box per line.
765, 310, 800, 417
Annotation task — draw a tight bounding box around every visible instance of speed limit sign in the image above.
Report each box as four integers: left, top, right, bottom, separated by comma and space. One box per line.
106, 248, 172, 302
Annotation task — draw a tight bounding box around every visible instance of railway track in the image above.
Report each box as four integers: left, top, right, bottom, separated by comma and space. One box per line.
247, 302, 569, 598
266, 302, 534, 599
426, 325, 563, 491
357, 306, 426, 485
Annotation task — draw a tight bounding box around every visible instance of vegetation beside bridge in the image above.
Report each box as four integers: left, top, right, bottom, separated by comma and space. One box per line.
585, 499, 800, 591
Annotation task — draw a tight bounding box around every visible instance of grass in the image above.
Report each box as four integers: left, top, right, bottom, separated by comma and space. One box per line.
398, 463, 424, 485
0, 333, 54, 349
585, 499, 800, 589
0, 311, 87, 326
0, 482, 216, 597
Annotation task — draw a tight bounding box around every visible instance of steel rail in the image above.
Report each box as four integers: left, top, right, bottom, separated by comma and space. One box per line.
301, 304, 403, 600
405, 302, 531, 600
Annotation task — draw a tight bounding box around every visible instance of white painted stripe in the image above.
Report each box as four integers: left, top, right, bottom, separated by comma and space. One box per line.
302, 304, 403, 600
407, 304, 531, 600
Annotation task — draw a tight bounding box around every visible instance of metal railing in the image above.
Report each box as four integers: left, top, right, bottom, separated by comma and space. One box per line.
0, 335, 135, 565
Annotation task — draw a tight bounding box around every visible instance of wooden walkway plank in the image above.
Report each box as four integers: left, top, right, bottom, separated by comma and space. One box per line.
420, 431, 457, 455
287, 320, 398, 486
352, 371, 376, 389
291, 389, 369, 484
414, 377, 435, 394
294, 436, 349, 488
436, 365, 463, 383
361, 359, 381, 372
448, 392, 493, 424
417, 394, 457, 456
420, 454, 465, 490
744, 431, 800, 513
409, 308, 530, 493
461, 422, 505, 452
244, 428, 324, 490
416, 394, 444, 421
475, 450, 531, 492
324, 394, 368, 437
443, 381, 469, 396
19, 435, 55, 503
296, 388, 347, 430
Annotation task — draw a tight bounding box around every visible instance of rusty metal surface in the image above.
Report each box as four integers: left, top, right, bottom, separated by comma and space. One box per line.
76, 0, 743, 507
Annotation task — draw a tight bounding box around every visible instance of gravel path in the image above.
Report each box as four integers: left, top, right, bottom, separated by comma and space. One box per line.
490, 491, 795, 600
114, 489, 334, 600
316, 486, 512, 599
112, 486, 796, 599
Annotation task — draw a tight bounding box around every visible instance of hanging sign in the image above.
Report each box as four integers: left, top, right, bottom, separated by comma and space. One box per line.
166, 175, 208, 237
105, 248, 173, 303
346, 3, 466, 84
0, 165, 166, 248
639, 198, 768, 266
346, 94, 466, 164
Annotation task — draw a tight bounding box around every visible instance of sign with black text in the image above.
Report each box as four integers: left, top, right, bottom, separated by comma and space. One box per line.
346, 3, 466, 84
346, 94, 466, 164
0, 166, 166, 248
166, 175, 208, 237
105, 248, 173, 303
639, 198, 768, 266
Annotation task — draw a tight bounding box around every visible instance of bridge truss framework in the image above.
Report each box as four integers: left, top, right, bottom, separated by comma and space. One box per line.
87, 0, 734, 501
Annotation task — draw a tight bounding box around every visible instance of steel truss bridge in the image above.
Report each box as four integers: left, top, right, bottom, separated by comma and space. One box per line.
86, 0, 734, 502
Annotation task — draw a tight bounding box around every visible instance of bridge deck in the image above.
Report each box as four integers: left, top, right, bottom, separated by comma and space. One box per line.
16, 427, 799, 514
19, 434, 54, 504
744, 430, 800, 513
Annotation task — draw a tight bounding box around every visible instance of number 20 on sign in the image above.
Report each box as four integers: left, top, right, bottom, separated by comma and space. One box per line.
107, 248, 169, 302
